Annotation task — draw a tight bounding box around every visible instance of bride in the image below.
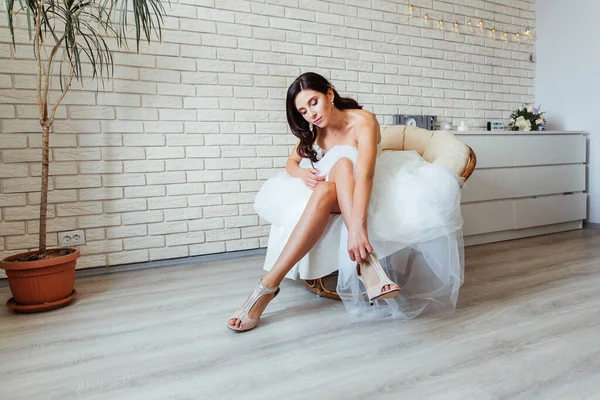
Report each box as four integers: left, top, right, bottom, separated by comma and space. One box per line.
227, 72, 464, 332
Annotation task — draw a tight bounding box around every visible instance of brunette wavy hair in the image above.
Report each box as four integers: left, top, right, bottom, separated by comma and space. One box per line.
286, 72, 362, 163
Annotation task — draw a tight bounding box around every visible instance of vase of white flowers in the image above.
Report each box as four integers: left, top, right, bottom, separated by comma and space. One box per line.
508, 104, 546, 131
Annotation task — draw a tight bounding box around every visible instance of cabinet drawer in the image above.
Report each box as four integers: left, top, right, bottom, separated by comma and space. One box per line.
514, 135, 586, 166
514, 164, 586, 197
459, 136, 514, 168
462, 164, 586, 203
514, 193, 587, 229
462, 169, 514, 203
462, 200, 514, 236
458, 134, 586, 169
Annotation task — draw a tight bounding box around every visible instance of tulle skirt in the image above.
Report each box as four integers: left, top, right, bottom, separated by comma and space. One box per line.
254, 145, 465, 319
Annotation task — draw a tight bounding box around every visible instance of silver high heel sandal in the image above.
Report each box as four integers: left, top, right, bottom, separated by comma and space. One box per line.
227, 280, 280, 332
356, 251, 400, 304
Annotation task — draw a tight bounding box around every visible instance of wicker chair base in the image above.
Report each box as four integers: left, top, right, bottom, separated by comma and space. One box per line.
304, 271, 341, 300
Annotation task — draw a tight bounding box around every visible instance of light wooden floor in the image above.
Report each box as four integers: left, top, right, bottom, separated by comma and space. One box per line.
1, 230, 600, 400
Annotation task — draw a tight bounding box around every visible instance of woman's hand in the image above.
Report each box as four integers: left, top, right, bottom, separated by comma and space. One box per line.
302, 168, 325, 189
347, 220, 373, 264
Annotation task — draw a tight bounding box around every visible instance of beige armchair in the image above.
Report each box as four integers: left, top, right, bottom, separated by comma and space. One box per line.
305, 125, 477, 300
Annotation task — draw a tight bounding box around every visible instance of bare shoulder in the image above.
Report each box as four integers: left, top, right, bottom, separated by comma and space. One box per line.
347, 109, 380, 141
348, 109, 378, 126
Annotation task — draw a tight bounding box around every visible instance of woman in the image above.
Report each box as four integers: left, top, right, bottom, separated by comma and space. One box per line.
228, 72, 464, 332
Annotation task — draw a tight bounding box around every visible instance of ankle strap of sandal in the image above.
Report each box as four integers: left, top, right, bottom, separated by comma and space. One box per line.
258, 279, 279, 293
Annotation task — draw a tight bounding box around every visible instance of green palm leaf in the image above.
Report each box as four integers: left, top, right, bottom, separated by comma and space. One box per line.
2, 0, 168, 255
5, 0, 167, 81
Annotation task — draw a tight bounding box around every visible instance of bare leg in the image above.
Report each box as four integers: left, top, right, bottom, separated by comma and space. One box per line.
228, 182, 340, 329
327, 158, 355, 229
261, 182, 339, 287
328, 158, 398, 293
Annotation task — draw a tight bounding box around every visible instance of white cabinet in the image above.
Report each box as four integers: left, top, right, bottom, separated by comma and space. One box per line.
455, 131, 588, 246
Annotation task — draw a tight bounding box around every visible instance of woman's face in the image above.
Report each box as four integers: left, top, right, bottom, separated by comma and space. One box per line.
294, 89, 334, 129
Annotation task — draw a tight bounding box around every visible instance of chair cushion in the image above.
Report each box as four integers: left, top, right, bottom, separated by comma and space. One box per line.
380, 125, 470, 177
403, 125, 434, 155
423, 130, 470, 176
380, 125, 406, 151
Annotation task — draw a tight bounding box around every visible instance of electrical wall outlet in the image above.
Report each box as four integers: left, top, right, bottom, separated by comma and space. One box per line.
58, 229, 86, 247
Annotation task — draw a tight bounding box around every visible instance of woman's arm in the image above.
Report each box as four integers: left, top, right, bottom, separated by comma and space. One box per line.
352, 116, 379, 223
286, 141, 306, 178
286, 140, 325, 189
348, 114, 380, 262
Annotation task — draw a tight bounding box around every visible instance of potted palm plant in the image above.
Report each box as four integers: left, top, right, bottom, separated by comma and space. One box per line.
0, 0, 167, 312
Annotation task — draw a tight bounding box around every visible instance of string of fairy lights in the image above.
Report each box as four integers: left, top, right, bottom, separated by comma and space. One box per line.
407, 2, 535, 45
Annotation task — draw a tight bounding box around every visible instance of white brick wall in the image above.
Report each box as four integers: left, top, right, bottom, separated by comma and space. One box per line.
0, 0, 535, 273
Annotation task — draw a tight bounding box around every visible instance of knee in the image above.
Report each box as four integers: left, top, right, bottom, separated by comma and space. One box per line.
313, 182, 337, 205
332, 157, 354, 172
331, 158, 354, 179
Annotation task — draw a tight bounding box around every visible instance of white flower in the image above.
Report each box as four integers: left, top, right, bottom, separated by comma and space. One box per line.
515, 116, 532, 131
526, 104, 534, 113
536, 118, 544, 125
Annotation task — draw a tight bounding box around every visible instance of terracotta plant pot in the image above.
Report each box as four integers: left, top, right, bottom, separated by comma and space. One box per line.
0, 248, 79, 313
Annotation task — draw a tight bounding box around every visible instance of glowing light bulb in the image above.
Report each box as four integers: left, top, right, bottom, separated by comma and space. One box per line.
408, 4, 413, 17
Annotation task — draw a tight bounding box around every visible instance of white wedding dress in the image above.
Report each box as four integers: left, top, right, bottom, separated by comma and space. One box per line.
254, 143, 465, 319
